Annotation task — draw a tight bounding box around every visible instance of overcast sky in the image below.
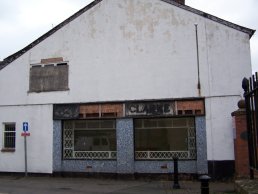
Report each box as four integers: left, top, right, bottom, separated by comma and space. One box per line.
0, 0, 257, 72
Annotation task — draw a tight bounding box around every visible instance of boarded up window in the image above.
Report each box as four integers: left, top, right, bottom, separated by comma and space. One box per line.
29, 64, 68, 92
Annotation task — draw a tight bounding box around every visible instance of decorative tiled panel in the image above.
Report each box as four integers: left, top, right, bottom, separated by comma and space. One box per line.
116, 119, 134, 174
53, 120, 62, 171
135, 161, 197, 174
61, 160, 117, 173
195, 116, 208, 174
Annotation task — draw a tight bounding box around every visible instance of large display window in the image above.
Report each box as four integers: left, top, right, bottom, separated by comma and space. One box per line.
63, 120, 116, 160
134, 117, 196, 160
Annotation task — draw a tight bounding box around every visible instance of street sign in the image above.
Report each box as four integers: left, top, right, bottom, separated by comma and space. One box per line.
23, 122, 28, 132
22, 122, 29, 177
21, 132, 30, 136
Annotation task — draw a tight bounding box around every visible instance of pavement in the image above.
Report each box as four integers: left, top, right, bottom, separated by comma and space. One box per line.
235, 179, 258, 194
0, 175, 236, 194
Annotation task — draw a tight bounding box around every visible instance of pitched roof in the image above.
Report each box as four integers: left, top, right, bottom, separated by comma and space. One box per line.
164, 0, 255, 36
0, 0, 255, 70
0, 61, 4, 70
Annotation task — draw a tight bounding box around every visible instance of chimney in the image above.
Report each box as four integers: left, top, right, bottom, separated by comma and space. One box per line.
174, 0, 185, 5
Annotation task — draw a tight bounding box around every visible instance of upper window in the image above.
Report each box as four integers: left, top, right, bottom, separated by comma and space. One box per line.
29, 58, 69, 92
2, 123, 16, 151
63, 120, 116, 160
134, 118, 196, 160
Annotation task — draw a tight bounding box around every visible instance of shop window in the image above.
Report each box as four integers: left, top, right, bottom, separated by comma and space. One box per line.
63, 120, 116, 160
134, 118, 196, 160
2, 123, 16, 152
29, 62, 69, 92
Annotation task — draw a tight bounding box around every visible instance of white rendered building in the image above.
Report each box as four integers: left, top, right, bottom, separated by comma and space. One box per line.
0, 0, 255, 178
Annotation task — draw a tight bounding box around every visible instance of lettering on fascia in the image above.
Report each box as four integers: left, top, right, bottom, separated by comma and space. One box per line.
125, 102, 175, 116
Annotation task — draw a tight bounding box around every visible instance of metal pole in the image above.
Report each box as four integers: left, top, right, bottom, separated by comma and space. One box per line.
173, 157, 180, 189
24, 135, 28, 177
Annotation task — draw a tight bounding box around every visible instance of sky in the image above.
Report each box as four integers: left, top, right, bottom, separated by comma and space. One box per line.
0, 0, 257, 72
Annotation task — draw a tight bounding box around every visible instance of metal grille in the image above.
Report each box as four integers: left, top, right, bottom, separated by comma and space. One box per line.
243, 75, 258, 178
74, 151, 116, 159
63, 122, 74, 158
135, 151, 192, 160
188, 127, 197, 159
3, 124, 16, 148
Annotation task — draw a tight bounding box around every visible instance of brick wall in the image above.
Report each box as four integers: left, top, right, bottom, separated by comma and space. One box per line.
232, 104, 250, 178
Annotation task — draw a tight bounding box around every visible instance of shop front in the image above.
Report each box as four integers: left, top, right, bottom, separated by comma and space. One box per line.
53, 98, 208, 176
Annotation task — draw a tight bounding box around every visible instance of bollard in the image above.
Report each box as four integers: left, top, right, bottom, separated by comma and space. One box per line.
199, 175, 211, 194
173, 157, 180, 189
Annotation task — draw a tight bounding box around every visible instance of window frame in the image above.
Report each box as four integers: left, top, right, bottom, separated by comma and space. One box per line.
29, 62, 69, 93
134, 117, 196, 161
2, 123, 16, 152
62, 119, 117, 160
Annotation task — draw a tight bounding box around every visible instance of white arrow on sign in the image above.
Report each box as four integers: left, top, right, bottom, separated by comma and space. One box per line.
23, 122, 28, 132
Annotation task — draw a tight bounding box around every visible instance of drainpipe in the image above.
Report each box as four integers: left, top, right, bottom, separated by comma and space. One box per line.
195, 24, 201, 96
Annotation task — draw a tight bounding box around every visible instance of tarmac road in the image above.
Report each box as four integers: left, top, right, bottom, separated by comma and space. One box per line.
0, 176, 235, 194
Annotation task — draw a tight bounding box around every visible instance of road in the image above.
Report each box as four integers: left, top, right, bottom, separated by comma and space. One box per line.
0, 175, 235, 194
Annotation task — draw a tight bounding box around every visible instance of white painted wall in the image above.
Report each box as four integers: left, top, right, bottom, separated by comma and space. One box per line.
0, 0, 253, 167
0, 105, 53, 173
205, 97, 240, 161
0, 0, 252, 105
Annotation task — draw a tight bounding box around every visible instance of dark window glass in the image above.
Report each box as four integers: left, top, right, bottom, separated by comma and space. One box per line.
135, 118, 195, 152
73, 120, 116, 152
4, 124, 16, 149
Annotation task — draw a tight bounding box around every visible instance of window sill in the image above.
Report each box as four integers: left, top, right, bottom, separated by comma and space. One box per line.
28, 88, 70, 93
1, 148, 15, 153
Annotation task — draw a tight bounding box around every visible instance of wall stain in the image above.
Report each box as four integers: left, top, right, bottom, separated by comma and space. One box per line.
87, 2, 102, 39
120, 26, 136, 39
89, 14, 97, 38
163, 30, 171, 41
118, 3, 124, 9
119, 0, 183, 41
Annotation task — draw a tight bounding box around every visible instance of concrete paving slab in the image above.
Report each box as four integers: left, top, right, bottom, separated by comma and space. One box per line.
235, 179, 258, 194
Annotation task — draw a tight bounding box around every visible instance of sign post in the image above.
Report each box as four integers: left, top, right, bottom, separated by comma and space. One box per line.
22, 122, 30, 177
